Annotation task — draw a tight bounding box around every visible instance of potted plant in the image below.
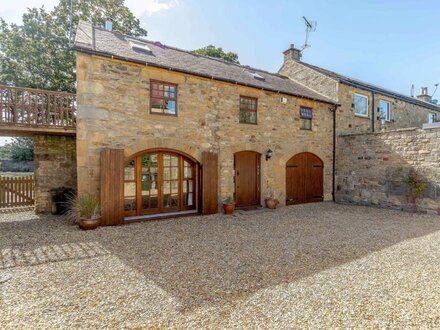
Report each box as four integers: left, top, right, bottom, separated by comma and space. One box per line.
265, 195, 280, 209
67, 193, 101, 230
222, 196, 235, 215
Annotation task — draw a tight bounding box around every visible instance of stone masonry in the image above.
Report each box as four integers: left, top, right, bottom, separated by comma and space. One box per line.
76, 53, 335, 207
336, 127, 440, 212
34, 135, 77, 213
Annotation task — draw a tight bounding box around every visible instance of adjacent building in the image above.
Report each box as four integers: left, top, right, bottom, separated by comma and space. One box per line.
279, 45, 439, 135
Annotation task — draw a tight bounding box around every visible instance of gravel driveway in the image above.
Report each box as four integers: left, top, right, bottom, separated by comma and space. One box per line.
1, 202, 440, 329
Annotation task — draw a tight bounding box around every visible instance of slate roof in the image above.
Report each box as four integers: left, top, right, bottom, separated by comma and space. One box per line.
73, 21, 336, 105
296, 61, 440, 111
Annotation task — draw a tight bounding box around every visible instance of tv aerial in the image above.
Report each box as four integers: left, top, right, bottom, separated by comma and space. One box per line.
301, 16, 317, 51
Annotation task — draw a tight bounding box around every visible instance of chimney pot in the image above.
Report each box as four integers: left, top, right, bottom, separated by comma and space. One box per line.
417, 87, 432, 103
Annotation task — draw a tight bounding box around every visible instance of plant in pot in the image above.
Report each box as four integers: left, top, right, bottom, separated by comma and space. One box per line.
222, 196, 235, 215
265, 193, 280, 209
67, 193, 101, 230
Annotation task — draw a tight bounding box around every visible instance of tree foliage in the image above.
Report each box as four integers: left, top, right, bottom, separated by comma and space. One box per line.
0, 0, 147, 93
193, 45, 239, 64
8, 138, 34, 161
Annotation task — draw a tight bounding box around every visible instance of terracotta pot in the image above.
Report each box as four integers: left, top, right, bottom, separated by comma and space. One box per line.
79, 216, 101, 230
265, 198, 279, 209
223, 203, 235, 215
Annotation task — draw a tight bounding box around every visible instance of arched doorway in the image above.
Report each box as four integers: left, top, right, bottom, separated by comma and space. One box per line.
124, 149, 198, 217
286, 152, 323, 205
234, 151, 261, 207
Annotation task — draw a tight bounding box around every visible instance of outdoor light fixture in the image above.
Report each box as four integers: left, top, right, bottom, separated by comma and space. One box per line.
266, 149, 273, 161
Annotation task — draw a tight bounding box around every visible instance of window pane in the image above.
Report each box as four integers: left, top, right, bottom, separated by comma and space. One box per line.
239, 110, 257, 124
300, 118, 312, 130
166, 100, 176, 114
151, 98, 164, 113
300, 107, 313, 119
124, 160, 135, 180
354, 95, 368, 116
379, 100, 390, 121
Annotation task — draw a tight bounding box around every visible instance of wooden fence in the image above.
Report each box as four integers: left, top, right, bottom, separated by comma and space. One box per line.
0, 176, 35, 208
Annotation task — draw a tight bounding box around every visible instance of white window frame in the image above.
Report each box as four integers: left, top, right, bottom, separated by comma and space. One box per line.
354, 93, 369, 118
428, 112, 437, 124
379, 100, 391, 122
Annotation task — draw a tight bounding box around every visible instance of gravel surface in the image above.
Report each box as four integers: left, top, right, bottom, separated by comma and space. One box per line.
1, 202, 440, 329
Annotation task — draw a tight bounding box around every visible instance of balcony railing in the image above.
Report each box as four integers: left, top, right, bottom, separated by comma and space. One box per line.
0, 85, 76, 130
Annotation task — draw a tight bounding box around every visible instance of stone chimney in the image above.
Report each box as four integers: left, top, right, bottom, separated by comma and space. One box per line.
416, 87, 432, 103
283, 44, 302, 62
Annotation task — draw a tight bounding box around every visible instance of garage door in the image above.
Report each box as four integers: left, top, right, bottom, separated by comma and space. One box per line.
286, 152, 323, 205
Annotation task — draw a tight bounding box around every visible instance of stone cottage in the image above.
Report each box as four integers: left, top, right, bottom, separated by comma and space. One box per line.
279, 45, 440, 135
73, 21, 338, 224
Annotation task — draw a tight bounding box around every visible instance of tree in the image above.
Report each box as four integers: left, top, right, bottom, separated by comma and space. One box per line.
193, 45, 239, 64
0, 0, 147, 93
10, 137, 34, 161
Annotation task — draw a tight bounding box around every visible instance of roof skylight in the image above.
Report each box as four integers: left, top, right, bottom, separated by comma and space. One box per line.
127, 38, 152, 54
247, 70, 265, 81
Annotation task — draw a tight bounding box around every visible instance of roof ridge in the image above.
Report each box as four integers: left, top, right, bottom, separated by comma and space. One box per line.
91, 22, 288, 80
297, 60, 440, 111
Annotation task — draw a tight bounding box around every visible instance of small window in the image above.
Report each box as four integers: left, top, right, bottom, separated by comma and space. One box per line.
428, 112, 437, 124
150, 81, 177, 115
379, 100, 391, 121
300, 107, 313, 130
354, 94, 368, 117
239, 96, 257, 124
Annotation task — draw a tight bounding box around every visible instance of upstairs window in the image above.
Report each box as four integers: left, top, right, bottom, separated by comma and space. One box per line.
428, 112, 438, 124
354, 94, 368, 117
300, 107, 313, 130
150, 80, 177, 115
239, 96, 257, 124
379, 100, 391, 121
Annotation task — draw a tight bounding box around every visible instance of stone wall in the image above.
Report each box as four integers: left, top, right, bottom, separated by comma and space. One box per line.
76, 53, 335, 208
34, 135, 77, 213
336, 127, 440, 212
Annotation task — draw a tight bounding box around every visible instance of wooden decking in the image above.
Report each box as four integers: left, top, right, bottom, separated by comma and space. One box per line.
0, 85, 76, 136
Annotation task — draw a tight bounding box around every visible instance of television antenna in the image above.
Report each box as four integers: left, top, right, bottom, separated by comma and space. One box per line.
301, 16, 317, 51
432, 83, 439, 98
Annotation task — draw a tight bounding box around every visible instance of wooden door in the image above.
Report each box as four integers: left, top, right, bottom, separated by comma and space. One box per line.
286, 152, 323, 205
234, 151, 260, 207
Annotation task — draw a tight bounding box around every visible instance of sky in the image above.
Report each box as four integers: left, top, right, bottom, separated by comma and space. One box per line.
0, 0, 439, 144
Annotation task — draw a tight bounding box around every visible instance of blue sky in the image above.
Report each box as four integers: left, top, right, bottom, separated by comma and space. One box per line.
0, 0, 439, 144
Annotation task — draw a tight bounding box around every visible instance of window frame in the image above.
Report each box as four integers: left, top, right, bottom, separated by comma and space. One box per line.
239, 95, 258, 125
428, 112, 437, 124
299, 106, 313, 130
354, 93, 369, 118
150, 80, 178, 116
379, 99, 391, 122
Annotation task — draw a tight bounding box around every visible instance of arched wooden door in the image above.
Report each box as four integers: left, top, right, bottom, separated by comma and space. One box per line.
286, 152, 323, 205
234, 151, 260, 207
124, 150, 198, 217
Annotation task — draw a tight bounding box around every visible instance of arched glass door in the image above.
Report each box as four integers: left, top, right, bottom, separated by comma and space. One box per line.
124, 151, 197, 217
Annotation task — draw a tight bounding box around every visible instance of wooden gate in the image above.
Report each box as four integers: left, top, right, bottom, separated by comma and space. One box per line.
0, 175, 35, 208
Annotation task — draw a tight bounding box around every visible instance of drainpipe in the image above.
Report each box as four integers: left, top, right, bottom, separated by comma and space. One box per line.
371, 91, 375, 132
331, 104, 339, 202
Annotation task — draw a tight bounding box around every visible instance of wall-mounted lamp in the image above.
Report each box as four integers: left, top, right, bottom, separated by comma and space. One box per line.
265, 149, 273, 161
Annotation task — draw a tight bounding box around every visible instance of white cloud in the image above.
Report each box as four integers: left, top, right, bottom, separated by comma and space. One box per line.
125, 0, 180, 17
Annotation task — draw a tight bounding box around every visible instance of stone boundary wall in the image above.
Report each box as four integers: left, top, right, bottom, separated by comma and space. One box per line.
34, 135, 77, 213
336, 127, 440, 212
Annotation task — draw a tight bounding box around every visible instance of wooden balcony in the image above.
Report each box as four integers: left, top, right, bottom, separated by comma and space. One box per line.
0, 85, 76, 136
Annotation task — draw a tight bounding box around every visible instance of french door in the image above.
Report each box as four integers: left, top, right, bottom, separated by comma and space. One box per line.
124, 151, 197, 217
